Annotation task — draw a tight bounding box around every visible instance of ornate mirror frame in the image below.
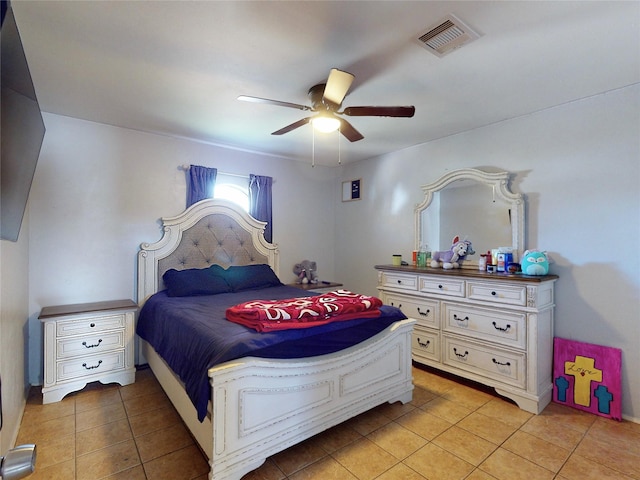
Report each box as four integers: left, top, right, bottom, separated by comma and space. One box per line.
414, 168, 525, 262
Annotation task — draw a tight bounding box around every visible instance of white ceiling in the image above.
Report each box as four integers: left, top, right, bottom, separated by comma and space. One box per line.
11, 1, 640, 166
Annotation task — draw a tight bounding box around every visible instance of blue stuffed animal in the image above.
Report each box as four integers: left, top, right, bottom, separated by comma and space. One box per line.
521, 250, 549, 275
431, 236, 475, 270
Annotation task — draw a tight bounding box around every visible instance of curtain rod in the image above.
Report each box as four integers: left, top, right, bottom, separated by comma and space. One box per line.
179, 164, 249, 179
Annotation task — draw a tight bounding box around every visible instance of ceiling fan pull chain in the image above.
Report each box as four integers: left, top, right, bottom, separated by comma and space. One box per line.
338, 126, 342, 165
312, 128, 315, 168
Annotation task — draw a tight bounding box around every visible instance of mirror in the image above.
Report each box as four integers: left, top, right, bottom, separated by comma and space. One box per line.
414, 169, 524, 264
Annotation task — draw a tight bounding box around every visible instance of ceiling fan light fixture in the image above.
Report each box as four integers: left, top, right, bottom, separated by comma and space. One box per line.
311, 115, 340, 133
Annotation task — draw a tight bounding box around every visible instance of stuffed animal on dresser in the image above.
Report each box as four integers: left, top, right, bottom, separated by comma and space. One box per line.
431, 236, 475, 270
293, 260, 318, 284
521, 250, 549, 275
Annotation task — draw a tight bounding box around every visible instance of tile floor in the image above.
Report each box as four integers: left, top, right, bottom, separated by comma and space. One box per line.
16, 365, 639, 480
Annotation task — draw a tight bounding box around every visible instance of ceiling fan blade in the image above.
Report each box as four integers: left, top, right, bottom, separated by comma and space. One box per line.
338, 118, 364, 142
238, 95, 311, 111
271, 117, 312, 136
342, 106, 415, 117
322, 68, 355, 107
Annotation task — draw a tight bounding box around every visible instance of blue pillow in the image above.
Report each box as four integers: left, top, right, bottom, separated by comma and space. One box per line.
163, 266, 232, 297
224, 264, 283, 292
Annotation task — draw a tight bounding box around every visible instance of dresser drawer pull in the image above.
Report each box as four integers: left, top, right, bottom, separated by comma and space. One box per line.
492, 322, 511, 332
416, 307, 430, 317
492, 358, 511, 366
397, 280, 402, 284
453, 314, 469, 322
453, 348, 468, 359
491, 291, 497, 296
438, 285, 443, 289
82, 339, 103, 349
391, 302, 402, 308
417, 337, 430, 348
90, 323, 96, 328
82, 360, 103, 370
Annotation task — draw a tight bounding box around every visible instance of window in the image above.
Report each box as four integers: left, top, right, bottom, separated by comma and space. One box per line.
214, 174, 249, 212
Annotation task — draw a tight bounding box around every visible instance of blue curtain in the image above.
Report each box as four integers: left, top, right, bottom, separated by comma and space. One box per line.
249, 174, 273, 243
187, 165, 217, 207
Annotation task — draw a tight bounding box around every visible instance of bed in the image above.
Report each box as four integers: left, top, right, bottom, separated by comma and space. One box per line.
136, 199, 415, 479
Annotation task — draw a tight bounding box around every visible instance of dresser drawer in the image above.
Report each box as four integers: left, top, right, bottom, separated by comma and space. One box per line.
442, 336, 526, 388
56, 314, 126, 337
443, 304, 526, 349
56, 330, 125, 359
380, 272, 418, 291
56, 350, 125, 382
467, 281, 527, 306
419, 276, 465, 297
412, 326, 440, 362
384, 293, 439, 328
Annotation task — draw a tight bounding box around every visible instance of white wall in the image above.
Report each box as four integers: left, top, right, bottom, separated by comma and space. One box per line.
27, 114, 340, 384
23, 85, 640, 422
0, 213, 30, 453
336, 84, 640, 421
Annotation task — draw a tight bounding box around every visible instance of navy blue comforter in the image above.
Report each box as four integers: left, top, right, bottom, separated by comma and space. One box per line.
136, 285, 407, 421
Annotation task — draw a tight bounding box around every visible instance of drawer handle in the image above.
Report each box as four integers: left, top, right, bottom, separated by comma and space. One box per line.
491, 291, 497, 296
397, 280, 402, 284
82, 360, 103, 370
417, 337, 430, 348
416, 307, 430, 317
453, 348, 468, 359
90, 323, 96, 328
492, 322, 511, 332
391, 302, 403, 308
438, 285, 443, 289
453, 314, 469, 322
82, 339, 103, 349
492, 358, 511, 367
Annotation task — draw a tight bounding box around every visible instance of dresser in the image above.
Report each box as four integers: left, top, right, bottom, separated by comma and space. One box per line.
375, 265, 558, 414
39, 299, 137, 403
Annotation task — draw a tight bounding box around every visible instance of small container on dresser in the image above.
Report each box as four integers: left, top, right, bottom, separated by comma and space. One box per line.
376, 265, 558, 414
39, 299, 137, 404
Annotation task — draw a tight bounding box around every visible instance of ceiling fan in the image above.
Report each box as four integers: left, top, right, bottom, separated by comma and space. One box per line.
238, 68, 415, 142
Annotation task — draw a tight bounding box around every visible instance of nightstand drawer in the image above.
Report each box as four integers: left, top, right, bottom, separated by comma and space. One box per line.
467, 281, 527, 306
56, 350, 125, 382
443, 304, 526, 349
56, 314, 126, 337
56, 331, 125, 359
443, 336, 526, 388
419, 277, 465, 297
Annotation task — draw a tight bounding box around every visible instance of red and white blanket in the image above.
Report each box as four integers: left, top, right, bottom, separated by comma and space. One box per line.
225, 289, 383, 332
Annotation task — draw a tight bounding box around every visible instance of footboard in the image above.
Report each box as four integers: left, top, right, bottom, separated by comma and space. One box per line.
208, 318, 415, 480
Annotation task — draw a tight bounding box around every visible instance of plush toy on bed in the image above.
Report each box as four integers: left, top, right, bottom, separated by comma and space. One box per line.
521, 250, 549, 275
431, 236, 475, 270
293, 260, 318, 284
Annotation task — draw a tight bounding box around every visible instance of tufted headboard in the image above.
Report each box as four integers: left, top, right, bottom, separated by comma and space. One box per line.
137, 199, 279, 304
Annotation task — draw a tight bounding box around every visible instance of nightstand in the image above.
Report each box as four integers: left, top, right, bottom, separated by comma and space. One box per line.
287, 281, 343, 294
39, 299, 137, 404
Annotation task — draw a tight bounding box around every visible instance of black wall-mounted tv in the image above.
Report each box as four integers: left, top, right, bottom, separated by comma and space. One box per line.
1, 0, 46, 241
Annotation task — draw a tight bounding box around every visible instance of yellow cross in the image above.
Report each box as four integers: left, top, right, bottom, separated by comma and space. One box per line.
564, 355, 602, 407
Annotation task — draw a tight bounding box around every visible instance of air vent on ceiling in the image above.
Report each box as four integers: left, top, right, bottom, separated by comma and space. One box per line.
416, 14, 480, 57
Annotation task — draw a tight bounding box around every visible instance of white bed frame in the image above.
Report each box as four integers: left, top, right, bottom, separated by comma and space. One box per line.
137, 199, 415, 479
